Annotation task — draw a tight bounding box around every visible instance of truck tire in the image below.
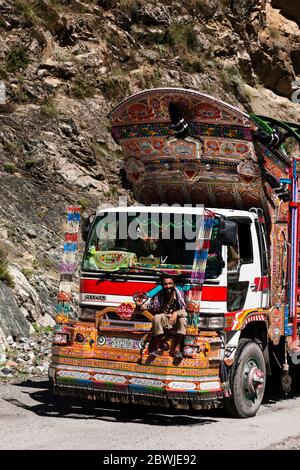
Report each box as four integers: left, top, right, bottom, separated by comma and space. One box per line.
224, 338, 266, 418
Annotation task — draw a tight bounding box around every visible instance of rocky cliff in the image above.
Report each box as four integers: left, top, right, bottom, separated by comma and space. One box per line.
0, 0, 300, 361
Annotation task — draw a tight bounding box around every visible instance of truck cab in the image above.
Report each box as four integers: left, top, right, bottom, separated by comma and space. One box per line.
79, 206, 269, 323
50, 205, 269, 417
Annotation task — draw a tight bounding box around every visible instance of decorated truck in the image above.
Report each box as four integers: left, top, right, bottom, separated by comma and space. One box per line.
49, 88, 300, 418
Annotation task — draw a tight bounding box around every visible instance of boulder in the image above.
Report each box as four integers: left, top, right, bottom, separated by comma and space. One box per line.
0, 281, 31, 339
10, 266, 44, 323
271, 0, 300, 27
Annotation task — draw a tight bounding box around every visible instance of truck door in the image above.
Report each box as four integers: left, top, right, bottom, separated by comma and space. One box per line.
227, 215, 266, 312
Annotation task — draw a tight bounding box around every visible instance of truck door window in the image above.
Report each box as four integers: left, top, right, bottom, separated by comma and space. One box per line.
227, 240, 239, 271
238, 222, 253, 264
255, 221, 268, 276
227, 221, 252, 312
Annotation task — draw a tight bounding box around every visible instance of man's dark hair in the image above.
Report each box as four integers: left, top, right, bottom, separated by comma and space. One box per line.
160, 274, 176, 284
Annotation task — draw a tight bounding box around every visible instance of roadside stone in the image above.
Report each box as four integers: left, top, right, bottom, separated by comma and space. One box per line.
19, 337, 29, 343
0, 353, 6, 364
41, 361, 50, 370
27, 351, 35, 362
34, 366, 45, 375
15, 357, 25, 364
0, 367, 14, 377
26, 228, 37, 239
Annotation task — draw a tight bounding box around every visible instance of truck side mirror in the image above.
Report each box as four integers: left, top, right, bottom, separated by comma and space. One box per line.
218, 219, 238, 246
81, 216, 92, 242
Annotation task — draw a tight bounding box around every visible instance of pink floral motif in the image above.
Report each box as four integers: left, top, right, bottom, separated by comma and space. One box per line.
221, 142, 235, 154
152, 139, 165, 150
206, 140, 220, 152
140, 141, 152, 154
236, 142, 249, 154
149, 97, 162, 111
124, 141, 140, 154
128, 103, 155, 121
193, 103, 222, 120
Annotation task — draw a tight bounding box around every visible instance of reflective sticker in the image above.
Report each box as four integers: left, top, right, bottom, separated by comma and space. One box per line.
57, 370, 90, 379
199, 381, 220, 391
129, 377, 164, 388
167, 381, 197, 391
93, 374, 127, 383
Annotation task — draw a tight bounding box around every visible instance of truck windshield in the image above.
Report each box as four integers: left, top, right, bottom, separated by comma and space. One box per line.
82, 212, 222, 279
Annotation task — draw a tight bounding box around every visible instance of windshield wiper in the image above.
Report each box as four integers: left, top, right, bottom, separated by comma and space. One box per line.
111, 266, 163, 276
113, 266, 193, 281
88, 266, 193, 282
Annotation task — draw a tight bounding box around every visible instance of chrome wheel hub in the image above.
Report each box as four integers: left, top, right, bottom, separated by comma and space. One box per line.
244, 360, 265, 401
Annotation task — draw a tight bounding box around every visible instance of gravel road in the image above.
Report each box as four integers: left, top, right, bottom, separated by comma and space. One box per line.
0, 377, 300, 450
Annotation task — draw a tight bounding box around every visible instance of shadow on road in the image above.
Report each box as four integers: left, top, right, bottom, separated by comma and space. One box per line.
5, 379, 219, 426
263, 374, 300, 407
5, 374, 300, 425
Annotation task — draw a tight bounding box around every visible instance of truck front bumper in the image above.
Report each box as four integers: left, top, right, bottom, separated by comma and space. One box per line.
49, 355, 224, 409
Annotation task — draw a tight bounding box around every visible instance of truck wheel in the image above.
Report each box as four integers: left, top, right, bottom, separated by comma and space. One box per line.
49, 378, 54, 393
224, 339, 266, 418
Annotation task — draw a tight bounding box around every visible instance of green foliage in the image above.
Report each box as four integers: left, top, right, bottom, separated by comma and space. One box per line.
166, 23, 198, 52
3, 162, 16, 174
6, 44, 29, 72
70, 80, 95, 99
220, 63, 242, 92
36, 207, 48, 218
33, 0, 60, 33
93, 142, 109, 157
24, 160, 36, 169
0, 247, 14, 287
103, 187, 118, 199
11, 85, 29, 103
40, 98, 59, 118
0, 65, 8, 80
100, 75, 130, 102
155, 44, 167, 57
3, 142, 22, 156
77, 198, 90, 212
21, 267, 33, 279
13, 0, 38, 27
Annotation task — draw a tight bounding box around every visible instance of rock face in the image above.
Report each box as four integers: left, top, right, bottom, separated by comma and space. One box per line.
271, 0, 300, 26
0, 281, 30, 339
0, 0, 300, 359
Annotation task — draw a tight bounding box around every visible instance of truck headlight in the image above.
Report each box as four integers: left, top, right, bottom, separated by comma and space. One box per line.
198, 316, 225, 330
207, 317, 225, 330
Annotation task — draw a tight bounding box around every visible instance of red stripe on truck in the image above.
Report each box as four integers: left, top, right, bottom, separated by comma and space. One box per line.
201, 286, 227, 301
254, 276, 269, 291
80, 279, 227, 302
80, 279, 157, 296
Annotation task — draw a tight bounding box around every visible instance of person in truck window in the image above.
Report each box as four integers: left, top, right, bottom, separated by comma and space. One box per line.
227, 243, 240, 271
136, 276, 187, 359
